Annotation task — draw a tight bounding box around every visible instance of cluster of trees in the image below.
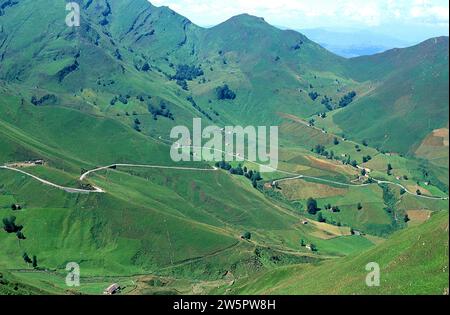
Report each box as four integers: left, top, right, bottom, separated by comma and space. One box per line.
172, 64, 204, 81
57, 60, 79, 82
177, 80, 188, 90
3, 216, 23, 234
187, 96, 212, 121
171, 64, 204, 91
313, 144, 326, 155
312, 144, 360, 168
324, 204, 341, 213
338, 154, 358, 168
133, 118, 141, 132
215, 161, 262, 188
148, 101, 174, 120
216, 85, 236, 100
2, 216, 25, 240
308, 91, 319, 101
3, 215, 39, 268
381, 184, 398, 217
110, 94, 131, 105
31, 94, 57, 106
216, 160, 232, 171
362, 155, 372, 163
339, 91, 357, 108
312, 144, 336, 160
305, 198, 348, 227
321, 95, 334, 110
22, 253, 38, 268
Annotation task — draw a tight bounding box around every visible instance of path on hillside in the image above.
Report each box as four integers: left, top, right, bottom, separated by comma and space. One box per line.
1, 142, 448, 200
273, 175, 372, 188
79, 163, 218, 181
274, 174, 448, 200
0, 165, 104, 194
0, 164, 218, 194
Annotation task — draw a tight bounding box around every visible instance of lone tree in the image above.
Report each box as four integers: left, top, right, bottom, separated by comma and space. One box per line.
387, 163, 393, 175
23, 253, 32, 265
333, 137, 340, 145
242, 232, 252, 240
32, 255, 38, 268
307, 198, 319, 215
357, 203, 363, 210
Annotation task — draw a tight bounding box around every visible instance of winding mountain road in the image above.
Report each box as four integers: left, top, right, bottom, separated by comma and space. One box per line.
0, 165, 104, 194
0, 143, 448, 200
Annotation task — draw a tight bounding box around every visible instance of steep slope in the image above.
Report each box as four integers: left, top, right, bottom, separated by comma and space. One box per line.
217, 211, 449, 295
333, 37, 449, 155
188, 14, 354, 124
0, 0, 448, 295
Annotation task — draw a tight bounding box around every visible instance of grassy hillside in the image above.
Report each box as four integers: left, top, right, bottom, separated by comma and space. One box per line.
216, 211, 449, 295
0, 0, 448, 295
333, 37, 449, 155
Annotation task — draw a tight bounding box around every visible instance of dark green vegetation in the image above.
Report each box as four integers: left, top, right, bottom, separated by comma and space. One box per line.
0, 0, 448, 295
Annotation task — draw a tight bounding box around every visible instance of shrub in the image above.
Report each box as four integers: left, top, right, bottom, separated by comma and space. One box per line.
308, 91, 319, 101
216, 85, 236, 100
242, 232, 252, 240
307, 198, 318, 215
2, 216, 23, 234
339, 91, 357, 107
171, 64, 204, 81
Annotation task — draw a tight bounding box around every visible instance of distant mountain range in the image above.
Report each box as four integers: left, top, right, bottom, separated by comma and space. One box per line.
296, 28, 414, 58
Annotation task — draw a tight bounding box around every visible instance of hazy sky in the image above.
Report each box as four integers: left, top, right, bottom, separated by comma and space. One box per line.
150, 0, 449, 42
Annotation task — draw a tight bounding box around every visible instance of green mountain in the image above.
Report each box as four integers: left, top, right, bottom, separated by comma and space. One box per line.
334, 37, 449, 155
0, 0, 448, 295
